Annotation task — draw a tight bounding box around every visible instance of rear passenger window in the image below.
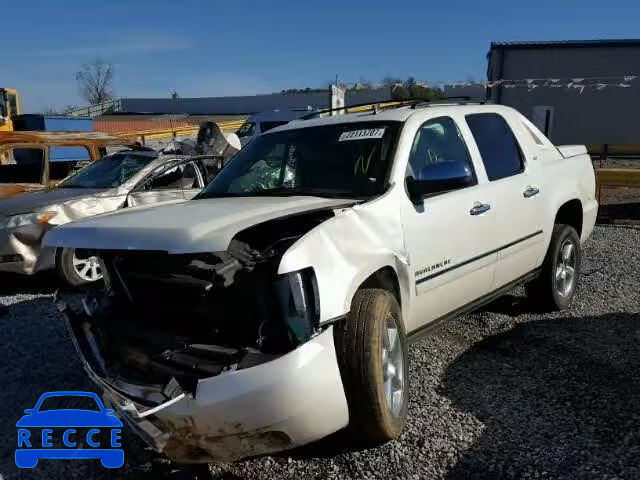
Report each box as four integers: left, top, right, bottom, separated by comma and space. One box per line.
466, 114, 524, 181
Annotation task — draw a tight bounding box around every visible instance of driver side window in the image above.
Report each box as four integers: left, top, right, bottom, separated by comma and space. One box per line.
148, 162, 202, 190
407, 117, 476, 188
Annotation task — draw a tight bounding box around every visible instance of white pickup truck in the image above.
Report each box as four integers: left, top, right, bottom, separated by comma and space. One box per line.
45, 102, 597, 462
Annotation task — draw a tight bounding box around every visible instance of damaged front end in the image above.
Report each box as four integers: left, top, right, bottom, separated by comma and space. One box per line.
0, 212, 57, 274
61, 211, 349, 462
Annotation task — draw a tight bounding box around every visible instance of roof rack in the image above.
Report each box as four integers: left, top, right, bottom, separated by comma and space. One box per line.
299, 99, 416, 120
299, 97, 492, 119
410, 97, 494, 108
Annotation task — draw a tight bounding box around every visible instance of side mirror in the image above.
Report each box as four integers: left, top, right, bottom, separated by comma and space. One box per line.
24, 409, 34, 414
105, 409, 116, 415
406, 161, 474, 204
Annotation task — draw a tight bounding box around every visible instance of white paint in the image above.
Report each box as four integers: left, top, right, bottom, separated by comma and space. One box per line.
98, 328, 349, 462
46, 103, 597, 327
48, 103, 597, 459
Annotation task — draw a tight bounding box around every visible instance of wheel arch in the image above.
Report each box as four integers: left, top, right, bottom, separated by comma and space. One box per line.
554, 198, 583, 236
346, 258, 412, 328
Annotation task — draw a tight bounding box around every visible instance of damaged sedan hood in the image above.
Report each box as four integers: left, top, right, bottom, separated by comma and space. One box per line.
44, 196, 352, 253
0, 188, 110, 216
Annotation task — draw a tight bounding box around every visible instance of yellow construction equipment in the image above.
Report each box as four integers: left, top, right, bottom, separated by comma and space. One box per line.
0, 88, 21, 131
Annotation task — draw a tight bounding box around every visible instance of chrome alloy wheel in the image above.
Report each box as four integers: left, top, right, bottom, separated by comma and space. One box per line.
72, 250, 103, 282
382, 313, 405, 418
555, 239, 577, 297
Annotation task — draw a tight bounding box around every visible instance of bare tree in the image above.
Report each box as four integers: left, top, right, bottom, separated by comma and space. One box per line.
76, 59, 115, 105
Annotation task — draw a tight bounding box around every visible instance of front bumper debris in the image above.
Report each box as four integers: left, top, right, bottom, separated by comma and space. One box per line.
74, 326, 349, 463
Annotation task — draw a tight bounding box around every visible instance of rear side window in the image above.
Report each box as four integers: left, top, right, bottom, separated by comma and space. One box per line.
466, 113, 524, 181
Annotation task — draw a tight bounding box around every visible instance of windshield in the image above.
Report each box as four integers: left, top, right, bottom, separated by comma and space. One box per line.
236, 122, 256, 138
59, 152, 157, 188
199, 121, 400, 200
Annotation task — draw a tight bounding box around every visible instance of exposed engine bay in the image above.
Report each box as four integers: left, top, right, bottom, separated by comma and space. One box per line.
64, 208, 337, 401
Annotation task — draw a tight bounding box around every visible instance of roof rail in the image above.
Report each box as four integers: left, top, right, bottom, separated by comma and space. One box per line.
410, 97, 493, 108
299, 99, 417, 119
300, 97, 492, 119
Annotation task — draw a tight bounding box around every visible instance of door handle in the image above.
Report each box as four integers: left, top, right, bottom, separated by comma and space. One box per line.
470, 203, 491, 215
523, 186, 540, 198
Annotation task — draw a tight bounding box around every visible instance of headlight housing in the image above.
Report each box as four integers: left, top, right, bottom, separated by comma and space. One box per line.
276, 268, 320, 345
0, 211, 58, 229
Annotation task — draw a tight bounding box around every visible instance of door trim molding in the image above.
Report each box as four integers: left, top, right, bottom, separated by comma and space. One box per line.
408, 268, 541, 343
415, 230, 543, 285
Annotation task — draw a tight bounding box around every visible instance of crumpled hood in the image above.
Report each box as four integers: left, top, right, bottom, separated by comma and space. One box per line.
44, 196, 352, 253
0, 188, 109, 217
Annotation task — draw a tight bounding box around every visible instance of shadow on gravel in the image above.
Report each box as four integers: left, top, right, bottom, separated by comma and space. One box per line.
0, 297, 162, 480
480, 294, 534, 317
442, 312, 640, 480
282, 429, 371, 461
0, 271, 59, 296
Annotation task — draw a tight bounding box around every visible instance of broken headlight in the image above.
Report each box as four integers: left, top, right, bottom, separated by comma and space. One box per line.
275, 268, 320, 345
0, 211, 58, 229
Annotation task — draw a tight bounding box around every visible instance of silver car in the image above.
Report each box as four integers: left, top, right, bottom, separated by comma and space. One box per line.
0, 150, 210, 286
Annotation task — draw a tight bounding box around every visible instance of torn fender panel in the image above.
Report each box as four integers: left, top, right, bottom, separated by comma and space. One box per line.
0, 189, 128, 274
44, 196, 352, 253
48, 190, 129, 225
278, 188, 412, 323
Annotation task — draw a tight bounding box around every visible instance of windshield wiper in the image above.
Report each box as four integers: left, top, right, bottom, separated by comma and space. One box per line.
195, 192, 249, 199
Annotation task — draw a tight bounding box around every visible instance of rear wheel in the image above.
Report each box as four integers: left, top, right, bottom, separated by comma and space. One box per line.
334, 288, 408, 446
56, 248, 103, 287
526, 224, 581, 311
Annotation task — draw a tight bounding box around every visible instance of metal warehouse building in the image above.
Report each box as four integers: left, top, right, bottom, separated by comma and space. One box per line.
71, 88, 391, 117
487, 39, 640, 153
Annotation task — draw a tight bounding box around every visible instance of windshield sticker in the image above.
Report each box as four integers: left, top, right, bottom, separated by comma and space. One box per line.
339, 128, 386, 142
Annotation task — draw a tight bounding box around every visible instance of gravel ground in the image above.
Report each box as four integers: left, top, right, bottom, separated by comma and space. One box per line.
1, 224, 639, 480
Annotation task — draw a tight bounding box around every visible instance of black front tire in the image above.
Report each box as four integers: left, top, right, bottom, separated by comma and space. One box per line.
526, 224, 582, 311
334, 288, 408, 446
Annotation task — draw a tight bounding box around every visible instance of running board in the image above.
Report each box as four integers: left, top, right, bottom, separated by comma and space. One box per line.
407, 268, 541, 344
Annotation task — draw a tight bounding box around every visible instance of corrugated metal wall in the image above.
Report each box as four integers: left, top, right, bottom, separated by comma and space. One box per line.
94, 117, 197, 134
488, 44, 640, 146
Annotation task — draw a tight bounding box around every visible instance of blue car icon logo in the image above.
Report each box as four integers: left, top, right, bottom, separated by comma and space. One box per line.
16, 391, 124, 468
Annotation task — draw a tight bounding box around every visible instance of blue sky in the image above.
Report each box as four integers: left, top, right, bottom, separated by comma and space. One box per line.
5, 0, 640, 112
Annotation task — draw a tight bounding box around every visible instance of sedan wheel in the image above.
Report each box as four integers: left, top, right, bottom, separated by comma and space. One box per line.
57, 247, 103, 287
72, 250, 103, 283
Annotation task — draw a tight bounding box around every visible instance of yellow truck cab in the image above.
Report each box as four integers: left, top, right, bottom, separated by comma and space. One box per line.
0, 88, 21, 132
